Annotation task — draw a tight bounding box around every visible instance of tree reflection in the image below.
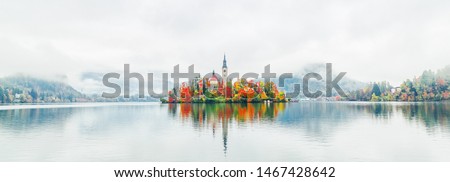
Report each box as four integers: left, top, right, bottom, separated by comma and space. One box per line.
168, 102, 450, 154
0, 108, 74, 131
351, 102, 450, 131
397, 102, 450, 129
167, 103, 287, 154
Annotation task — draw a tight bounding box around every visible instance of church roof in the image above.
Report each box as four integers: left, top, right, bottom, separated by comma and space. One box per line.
209, 70, 218, 82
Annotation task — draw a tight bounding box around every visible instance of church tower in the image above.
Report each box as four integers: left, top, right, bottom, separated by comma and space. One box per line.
222, 54, 228, 98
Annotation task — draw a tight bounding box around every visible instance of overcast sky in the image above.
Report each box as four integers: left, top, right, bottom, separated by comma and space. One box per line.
1, 0, 449, 92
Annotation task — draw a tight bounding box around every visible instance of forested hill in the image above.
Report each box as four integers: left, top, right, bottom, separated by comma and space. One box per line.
345, 65, 450, 101
0, 75, 87, 103
1, 65, 449, 103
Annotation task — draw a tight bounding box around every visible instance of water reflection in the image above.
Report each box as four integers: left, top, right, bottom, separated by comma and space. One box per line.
340, 102, 450, 128
0, 108, 74, 131
168, 103, 287, 122
350, 102, 450, 124
166, 102, 450, 154
167, 103, 287, 153
0, 102, 449, 161
396, 102, 450, 129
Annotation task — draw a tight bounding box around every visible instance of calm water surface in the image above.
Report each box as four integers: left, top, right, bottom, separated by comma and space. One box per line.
0, 102, 449, 161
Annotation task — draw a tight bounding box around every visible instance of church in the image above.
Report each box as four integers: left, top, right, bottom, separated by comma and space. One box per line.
165, 54, 287, 103
206, 54, 231, 98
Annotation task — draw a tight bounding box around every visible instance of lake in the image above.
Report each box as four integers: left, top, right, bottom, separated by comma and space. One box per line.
0, 102, 449, 161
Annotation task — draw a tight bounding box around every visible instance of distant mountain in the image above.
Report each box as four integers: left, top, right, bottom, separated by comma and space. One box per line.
0, 75, 86, 103
281, 63, 367, 98
2, 62, 409, 103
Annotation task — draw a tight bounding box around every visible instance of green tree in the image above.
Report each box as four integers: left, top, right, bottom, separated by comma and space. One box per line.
0, 87, 4, 103
5, 89, 13, 103
370, 93, 379, 102
384, 92, 394, 101
172, 87, 178, 97
372, 83, 381, 96
434, 93, 442, 101
30, 88, 38, 102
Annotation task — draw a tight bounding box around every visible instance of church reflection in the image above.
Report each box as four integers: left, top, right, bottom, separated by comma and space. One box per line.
167, 103, 287, 154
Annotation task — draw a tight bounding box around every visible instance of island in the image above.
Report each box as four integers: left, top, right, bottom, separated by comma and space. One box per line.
161, 55, 288, 103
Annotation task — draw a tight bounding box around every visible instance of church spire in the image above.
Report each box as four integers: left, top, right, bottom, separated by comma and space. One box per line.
222, 54, 227, 68
221, 54, 229, 98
